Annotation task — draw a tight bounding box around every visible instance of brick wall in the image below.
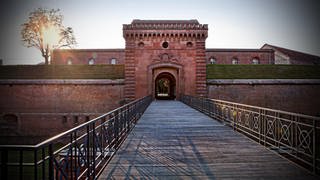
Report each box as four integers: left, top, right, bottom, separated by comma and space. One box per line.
52, 49, 125, 65
123, 20, 208, 99
0, 79, 124, 144
0, 113, 102, 144
52, 48, 275, 65
207, 79, 320, 116
206, 49, 274, 64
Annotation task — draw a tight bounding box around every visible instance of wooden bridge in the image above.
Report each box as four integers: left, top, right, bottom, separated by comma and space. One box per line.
0, 95, 319, 179
99, 100, 317, 179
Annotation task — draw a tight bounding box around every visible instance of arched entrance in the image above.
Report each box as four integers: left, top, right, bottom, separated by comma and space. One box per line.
155, 72, 176, 100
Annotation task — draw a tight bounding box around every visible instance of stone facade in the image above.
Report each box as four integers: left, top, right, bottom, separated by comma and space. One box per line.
122, 20, 208, 100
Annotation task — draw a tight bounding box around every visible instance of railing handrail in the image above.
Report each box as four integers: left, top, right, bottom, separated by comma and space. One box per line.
209, 98, 320, 120
181, 94, 319, 175
0, 96, 150, 149
0, 95, 152, 180
0, 145, 35, 149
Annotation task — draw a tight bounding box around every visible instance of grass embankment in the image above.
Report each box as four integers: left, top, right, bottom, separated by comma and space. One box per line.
0, 65, 124, 79
206, 65, 320, 79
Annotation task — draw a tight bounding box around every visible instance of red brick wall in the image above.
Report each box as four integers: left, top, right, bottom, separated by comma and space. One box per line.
52, 49, 125, 65
52, 49, 275, 65
206, 49, 274, 64
207, 80, 320, 116
131, 39, 199, 99
0, 80, 124, 143
0, 80, 124, 113
0, 113, 102, 144
123, 20, 208, 100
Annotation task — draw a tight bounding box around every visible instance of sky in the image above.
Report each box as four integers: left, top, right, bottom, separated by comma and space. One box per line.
0, 0, 319, 65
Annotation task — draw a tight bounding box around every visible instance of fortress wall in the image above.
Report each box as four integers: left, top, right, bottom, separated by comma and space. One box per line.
52, 49, 125, 65
0, 79, 124, 144
207, 79, 320, 116
206, 50, 274, 64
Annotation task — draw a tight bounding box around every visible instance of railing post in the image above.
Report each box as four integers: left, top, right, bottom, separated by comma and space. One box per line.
34, 149, 38, 180
313, 119, 316, 174
19, 150, 23, 180
100, 118, 104, 160
114, 110, 119, 147
86, 125, 90, 178
258, 109, 261, 145
134, 103, 137, 123
107, 114, 112, 145
126, 106, 130, 132
73, 130, 78, 179
295, 116, 298, 157
41, 148, 45, 180
70, 133, 73, 180
92, 122, 96, 178
263, 109, 267, 147
1, 149, 8, 180
276, 112, 279, 148
233, 105, 236, 130
48, 144, 54, 180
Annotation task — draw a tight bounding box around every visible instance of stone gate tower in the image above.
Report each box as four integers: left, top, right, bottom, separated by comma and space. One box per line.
123, 20, 208, 101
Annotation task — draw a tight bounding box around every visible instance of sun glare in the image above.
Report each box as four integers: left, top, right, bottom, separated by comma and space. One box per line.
41, 25, 60, 48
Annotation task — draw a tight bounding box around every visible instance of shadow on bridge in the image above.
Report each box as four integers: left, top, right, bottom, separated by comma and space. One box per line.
99, 100, 318, 179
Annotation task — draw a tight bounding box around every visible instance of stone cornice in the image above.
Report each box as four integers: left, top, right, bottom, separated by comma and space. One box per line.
123, 23, 208, 30
123, 20, 208, 40
123, 30, 208, 40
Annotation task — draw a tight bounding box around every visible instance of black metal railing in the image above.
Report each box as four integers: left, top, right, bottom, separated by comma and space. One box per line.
181, 94, 320, 175
0, 95, 152, 180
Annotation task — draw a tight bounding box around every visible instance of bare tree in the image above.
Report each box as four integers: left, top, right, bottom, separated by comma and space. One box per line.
21, 8, 76, 65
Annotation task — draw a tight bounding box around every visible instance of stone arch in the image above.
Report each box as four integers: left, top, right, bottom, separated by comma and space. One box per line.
1, 114, 19, 135
148, 63, 183, 99
155, 72, 176, 100
252, 57, 260, 64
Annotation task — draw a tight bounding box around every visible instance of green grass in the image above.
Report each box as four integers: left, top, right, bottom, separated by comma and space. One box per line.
1, 64, 320, 80
0, 65, 124, 79
206, 64, 320, 79
3, 144, 64, 180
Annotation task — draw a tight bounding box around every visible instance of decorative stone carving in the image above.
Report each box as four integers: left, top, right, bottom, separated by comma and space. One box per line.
123, 20, 208, 30
123, 20, 208, 41
151, 53, 180, 64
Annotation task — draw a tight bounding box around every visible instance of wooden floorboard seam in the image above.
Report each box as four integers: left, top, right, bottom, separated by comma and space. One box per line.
99, 100, 318, 180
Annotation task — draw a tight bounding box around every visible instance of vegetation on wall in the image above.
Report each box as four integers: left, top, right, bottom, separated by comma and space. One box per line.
1, 64, 320, 80
206, 65, 320, 79
0, 65, 124, 79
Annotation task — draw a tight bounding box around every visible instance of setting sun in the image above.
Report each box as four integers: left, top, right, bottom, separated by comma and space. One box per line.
41, 24, 60, 48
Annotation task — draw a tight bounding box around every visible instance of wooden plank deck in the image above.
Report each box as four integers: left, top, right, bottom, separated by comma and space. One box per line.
99, 100, 317, 179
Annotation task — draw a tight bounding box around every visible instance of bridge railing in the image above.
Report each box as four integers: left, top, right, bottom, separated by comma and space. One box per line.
181, 94, 320, 175
0, 95, 152, 180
